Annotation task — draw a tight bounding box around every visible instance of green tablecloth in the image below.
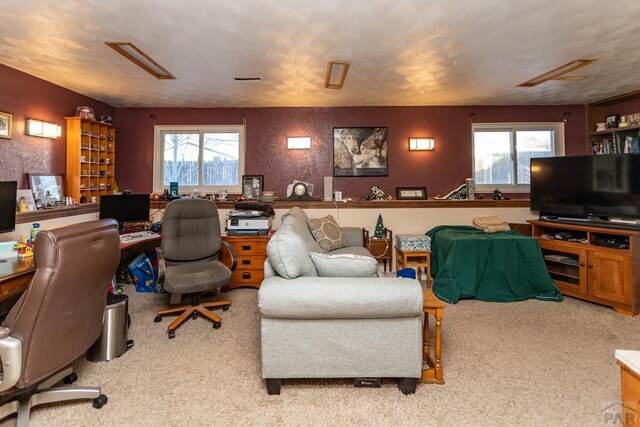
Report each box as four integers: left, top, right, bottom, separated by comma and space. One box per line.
426, 226, 562, 304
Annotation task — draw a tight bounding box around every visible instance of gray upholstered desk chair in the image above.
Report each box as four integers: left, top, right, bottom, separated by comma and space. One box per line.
154, 198, 237, 339
0, 219, 120, 426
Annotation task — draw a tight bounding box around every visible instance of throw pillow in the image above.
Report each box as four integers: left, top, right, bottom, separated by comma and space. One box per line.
306, 215, 347, 251
266, 224, 318, 279
309, 252, 379, 277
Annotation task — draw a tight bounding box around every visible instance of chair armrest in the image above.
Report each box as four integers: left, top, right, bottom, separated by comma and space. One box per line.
221, 241, 238, 271
342, 227, 363, 247
0, 327, 22, 392
156, 247, 166, 285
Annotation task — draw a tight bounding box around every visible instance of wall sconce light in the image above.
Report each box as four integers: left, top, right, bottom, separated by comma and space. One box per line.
27, 119, 62, 139
408, 137, 435, 151
287, 136, 311, 150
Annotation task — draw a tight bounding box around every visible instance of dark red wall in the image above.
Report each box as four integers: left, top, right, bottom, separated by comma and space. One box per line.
116, 105, 587, 198
0, 64, 115, 188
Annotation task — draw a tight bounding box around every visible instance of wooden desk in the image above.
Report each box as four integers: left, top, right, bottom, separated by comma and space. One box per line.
420, 289, 445, 384
0, 257, 36, 318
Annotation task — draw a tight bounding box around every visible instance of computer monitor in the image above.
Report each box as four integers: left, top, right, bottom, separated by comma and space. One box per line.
99, 194, 150, 229
0, 181, 18, 234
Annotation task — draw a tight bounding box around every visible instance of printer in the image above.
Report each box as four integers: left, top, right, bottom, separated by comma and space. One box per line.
226, 202, 274, 235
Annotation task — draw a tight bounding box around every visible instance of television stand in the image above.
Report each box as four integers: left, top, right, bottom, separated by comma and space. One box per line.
529, 219, 640, 316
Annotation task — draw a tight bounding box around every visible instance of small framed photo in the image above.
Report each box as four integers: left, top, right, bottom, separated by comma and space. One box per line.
0, 111, 13, 139
242, 175, 264, 198
605, 114, 620, 129
396, 187, 427, 200
16, 189, 36, 212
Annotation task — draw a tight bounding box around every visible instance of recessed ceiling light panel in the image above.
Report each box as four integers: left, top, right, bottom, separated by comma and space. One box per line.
325, 61, 350, 89
105, 42, 175, 80
517, 59, 595, 87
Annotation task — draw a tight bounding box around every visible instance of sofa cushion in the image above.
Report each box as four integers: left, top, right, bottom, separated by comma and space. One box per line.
266, 224, 318, 279
328, 246, 372, 257
307, 215, 347, 251
281, 207, 324, 253
310, 252, 378, 277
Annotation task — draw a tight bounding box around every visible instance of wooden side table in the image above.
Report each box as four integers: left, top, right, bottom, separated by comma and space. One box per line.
420, 289, 445, 385
396, 247, 432, 287
363, 228, 393, 272
220, 234, 270, 291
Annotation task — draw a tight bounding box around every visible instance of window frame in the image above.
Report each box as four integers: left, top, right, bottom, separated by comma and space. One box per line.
471, 122, 565, 193
153, 125, 245, 194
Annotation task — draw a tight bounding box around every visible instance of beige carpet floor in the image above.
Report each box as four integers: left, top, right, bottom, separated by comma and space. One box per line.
11, 286, 640, 427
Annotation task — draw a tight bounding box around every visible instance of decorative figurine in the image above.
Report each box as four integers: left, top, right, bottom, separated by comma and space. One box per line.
371, 185, 387, 201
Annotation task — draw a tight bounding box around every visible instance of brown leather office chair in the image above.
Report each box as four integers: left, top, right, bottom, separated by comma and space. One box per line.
0, 219, 120, 426
154, 199, 236, 339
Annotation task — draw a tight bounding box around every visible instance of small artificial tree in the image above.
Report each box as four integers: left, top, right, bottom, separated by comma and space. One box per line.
373, 214, 386, 239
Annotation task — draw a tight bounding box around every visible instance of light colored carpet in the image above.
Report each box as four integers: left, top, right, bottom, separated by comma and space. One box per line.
12, 286, 640, 427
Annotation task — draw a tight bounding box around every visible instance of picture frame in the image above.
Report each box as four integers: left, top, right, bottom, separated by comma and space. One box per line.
0, 111, 13, 139
242, 174, 264, 198
333, 127, 388, 177
396, 187, 427, 200
605, 114, 620, 129
29, 174, 64, 208
16, 189, 36, 212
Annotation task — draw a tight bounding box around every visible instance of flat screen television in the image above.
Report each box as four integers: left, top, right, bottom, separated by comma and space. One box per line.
99, 194, 150, 228
0, 181, 17, 234
530, 154, 640, 222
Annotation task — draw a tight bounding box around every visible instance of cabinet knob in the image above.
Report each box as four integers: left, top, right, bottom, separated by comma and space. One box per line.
579, 262, 585, 267
242, 272, 251, 279
588, 264, 593, 269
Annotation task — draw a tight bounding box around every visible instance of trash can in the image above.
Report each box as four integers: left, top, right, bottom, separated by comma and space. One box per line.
86, 293, 133, 362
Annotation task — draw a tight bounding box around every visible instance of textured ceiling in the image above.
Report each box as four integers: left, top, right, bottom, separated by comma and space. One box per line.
1, 0, 639, 108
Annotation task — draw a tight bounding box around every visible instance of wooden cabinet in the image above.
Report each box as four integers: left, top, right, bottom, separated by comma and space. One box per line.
220, 234, 270, 291
529, 220, 640, 316
363, 227, 393, 272
65, 117, 117, 203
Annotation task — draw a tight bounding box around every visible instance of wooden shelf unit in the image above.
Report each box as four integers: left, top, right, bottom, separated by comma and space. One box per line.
587, 91, 640, 155
65, 117, 117, 203
529, 219, 640, 316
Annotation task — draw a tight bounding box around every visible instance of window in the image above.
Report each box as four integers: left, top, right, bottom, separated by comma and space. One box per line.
472, 123, 564, 192
153, 125, 245, 194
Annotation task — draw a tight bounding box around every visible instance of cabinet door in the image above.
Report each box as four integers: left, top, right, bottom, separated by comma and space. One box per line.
538, 240, 588, 295
587, 250, 633, 304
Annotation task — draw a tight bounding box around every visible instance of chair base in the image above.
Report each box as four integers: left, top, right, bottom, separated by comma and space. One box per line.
0, 367, 107, 427
155, 298, 231, 336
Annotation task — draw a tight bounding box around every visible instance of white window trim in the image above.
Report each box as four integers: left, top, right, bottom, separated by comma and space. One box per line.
471, 122, 565, 193
153, 125, 245, 194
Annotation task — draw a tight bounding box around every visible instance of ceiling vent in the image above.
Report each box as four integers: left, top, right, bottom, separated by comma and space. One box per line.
517, 59, 596, 87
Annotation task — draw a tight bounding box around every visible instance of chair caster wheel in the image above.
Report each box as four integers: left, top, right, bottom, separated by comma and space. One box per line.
93, 394, 108, 409
168, 330, 175, 339
213, 322, 221, 329
63, 373, 78, 384
191, 312, 198, 320
223, 305, 230, 311
154, 315, 162, 323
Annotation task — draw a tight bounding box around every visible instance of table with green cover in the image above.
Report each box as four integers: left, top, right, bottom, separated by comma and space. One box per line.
426, 226, 563, 304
